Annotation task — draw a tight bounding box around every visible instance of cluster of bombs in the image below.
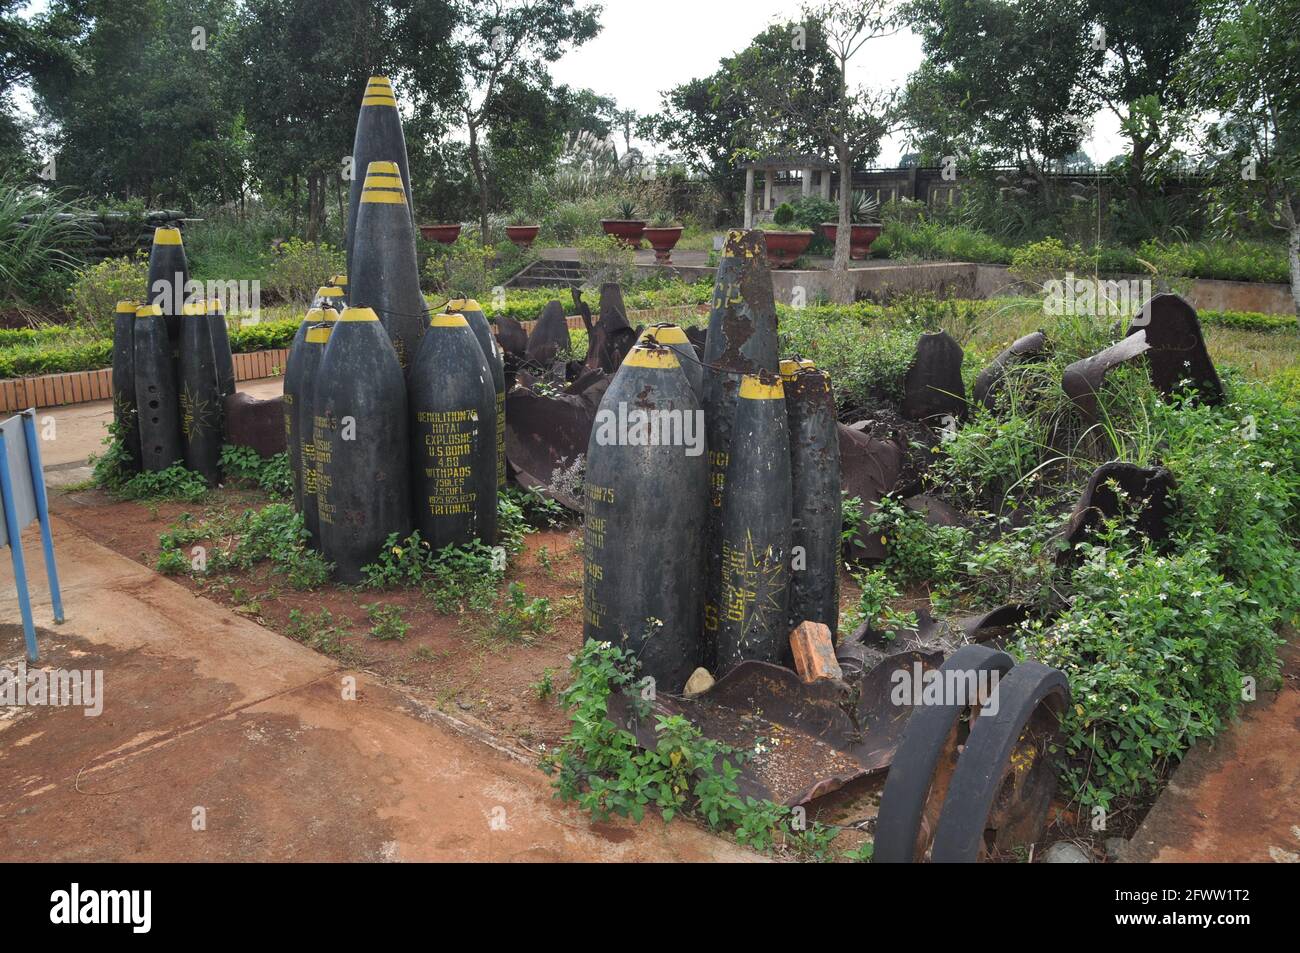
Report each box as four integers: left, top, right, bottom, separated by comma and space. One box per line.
582, 230, 842, 694
109, 226, 236, 484
281, 75, 505, 582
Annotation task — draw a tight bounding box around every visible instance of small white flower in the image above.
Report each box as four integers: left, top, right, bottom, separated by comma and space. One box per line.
1261, 461, 1274, 469
1191, 590, 1202, 598
1158, 593, 1167, 601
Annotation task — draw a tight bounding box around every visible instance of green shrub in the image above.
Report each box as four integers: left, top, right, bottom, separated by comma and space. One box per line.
772, 202, 795, 227
0, 179, 90, 307
1016, 541, 1281, 810
219, 445, 291, 497
120, 465, 210, 502
157, 503, 331, 589
264, 237, 344, 304
65, 255, 149, 335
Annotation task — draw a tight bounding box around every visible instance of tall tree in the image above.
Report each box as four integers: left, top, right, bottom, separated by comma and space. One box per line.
651, 19, 839, 215
1080, 0, 1202, 237
901, 0, 1094, 203
218, 0, 461, 239
0, 0, 82, 176
29, 0, 243, 207
735, 3, 898, 303
454, 0, 601, 239
1186, 0, 1300, 313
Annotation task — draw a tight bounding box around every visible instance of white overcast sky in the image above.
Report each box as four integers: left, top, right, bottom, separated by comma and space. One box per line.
552, 0, 1125, 164
14, 0, 1125, 165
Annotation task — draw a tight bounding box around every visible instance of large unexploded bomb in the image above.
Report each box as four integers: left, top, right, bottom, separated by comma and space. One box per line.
285, 305, 329, 513
348, 161, 426, 372
206, 297, 235, 399
299, 320, 334, 549
782, 360, 841, 644
583, 343, 708, 693
111, 300, 142, 474
145, 226, 191, 370
638, 323, 702, 399
701, 229, 780, 665
447, 298, 506, 488
408, 313, 498, 548
315, 306, 411, 583
715, 372, 792, 675
178, 301, 223, 485
345, 76, 413, 275
132, 304, 183, 472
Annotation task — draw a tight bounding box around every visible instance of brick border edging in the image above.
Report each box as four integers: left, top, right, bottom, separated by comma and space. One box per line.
0, 348, 289, 414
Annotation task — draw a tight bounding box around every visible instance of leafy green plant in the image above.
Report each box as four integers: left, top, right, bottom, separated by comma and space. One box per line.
120, 464, 210, 502
365, 603, 410, 641
0, 178, 90, 309
772, 202, 796, 227
156, 504, 330, 589
265, 237, 344, 304
480, 582, 552, 644
65, 254, 148, 335
219, 445, 292, 497
542, 640, 836, 854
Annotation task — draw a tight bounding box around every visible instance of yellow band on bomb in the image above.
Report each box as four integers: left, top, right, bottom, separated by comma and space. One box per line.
361, 190, 406, 204
136, 304, 163, 317
306, 326, 332, 344
446, 298, 482, 312
115, 300, 138, 313
738, 374, 784, 399
429, 313, 468, 328
339, 307, 379, 322
624, 347, 680, 369
154, 227, 182, 245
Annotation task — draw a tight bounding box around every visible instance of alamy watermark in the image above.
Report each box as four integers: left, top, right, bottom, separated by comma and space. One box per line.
151, 273, 261, 319
890, 660, 1001, 715
1042, 273, 1153, 325
1, 660, 104, 716
592, 402, 705, 457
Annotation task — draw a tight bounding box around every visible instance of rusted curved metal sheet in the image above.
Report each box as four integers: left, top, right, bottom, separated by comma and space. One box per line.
503, 386, 598, 510
1062, 329, 1150, 424
610, 652, 943, 806
901, 330, 966, 423
1057, 461, 1175, 563
973, 331, 1047, 411
1130, 293, 1223, 405
838, 423, 903, 560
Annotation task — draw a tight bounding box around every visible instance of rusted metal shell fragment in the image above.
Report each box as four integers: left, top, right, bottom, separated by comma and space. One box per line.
1057, 461, 1175, 563
973, 331, 1047, 411
901, 330, 966, 423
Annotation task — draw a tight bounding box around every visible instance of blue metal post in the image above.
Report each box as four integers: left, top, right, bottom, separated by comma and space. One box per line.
21, 411, 63, 624
0, 431, 38, 661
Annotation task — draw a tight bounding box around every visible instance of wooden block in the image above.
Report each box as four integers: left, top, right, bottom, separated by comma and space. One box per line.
789, 621, 842, 683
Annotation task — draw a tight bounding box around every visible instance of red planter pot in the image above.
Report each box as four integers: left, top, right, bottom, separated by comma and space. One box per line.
600, 219, 646, 249
504, 224, 541, 249
820, 222, 883, 260
419, 223, 462, 244
642, 226, 683, 264
762, 230, 814, 268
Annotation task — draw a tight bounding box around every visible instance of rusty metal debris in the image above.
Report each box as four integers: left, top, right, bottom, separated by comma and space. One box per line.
837, 422, 903, 560
973, 331, 1047, 411
1063, 293, 1222, 425
611, 652, 943, 806
1057, 461, 1176, 563
901, 330, 966, 423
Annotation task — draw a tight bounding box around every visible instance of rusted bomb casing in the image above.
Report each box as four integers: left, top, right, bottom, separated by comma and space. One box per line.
639, 323, 702, 398
206, 298, 235, 399
178, 302, 224, 485
715, 372, 792, 676
782, 360, 841, 646
583, 343, 708, 693
316, 306, 411, 582
146, 226, 191, 351
111, 300, 142, 473
448, 298, 506, 488
299, 322, 333, 548
345, 77, 414, 275
349, 161, 425, 372
284, 306, 326, 512
133, 304, 183, 471
409, 313, 498, 548
701, 229, 780, 665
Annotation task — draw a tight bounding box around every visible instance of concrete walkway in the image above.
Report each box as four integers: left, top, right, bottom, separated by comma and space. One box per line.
0, 516, 756, 861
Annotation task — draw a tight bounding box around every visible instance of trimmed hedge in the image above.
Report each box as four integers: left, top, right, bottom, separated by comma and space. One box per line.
0, 318, 299, 380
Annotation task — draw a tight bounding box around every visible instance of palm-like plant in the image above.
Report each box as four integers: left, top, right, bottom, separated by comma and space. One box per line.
0, 179, 90, 316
